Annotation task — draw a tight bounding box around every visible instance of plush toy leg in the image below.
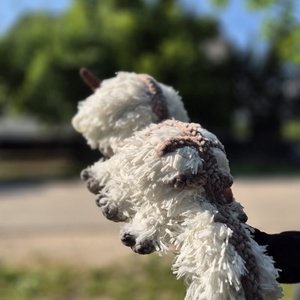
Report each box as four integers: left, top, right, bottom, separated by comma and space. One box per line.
120, 226, 156, 255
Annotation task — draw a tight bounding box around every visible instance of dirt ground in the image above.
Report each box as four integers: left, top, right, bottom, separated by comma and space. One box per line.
0, 178, 299, 267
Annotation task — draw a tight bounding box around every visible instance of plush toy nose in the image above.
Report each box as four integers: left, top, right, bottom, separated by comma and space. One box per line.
80, 67, 101, 92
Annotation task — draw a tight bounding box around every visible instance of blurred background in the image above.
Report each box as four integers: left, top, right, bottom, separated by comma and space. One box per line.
0, 0, 299, 299
0, 0, 300, 179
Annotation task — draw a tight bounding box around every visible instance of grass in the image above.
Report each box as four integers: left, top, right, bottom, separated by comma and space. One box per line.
0, 257, 296, 300
0, 256, 185, 300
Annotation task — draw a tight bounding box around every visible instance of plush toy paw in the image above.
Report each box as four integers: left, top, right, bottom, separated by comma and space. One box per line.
132, 240, 156, 255
120, 232, 156, 255
120, 232, 136, 247
96, 195, 127, 222
81, 169, 101, 194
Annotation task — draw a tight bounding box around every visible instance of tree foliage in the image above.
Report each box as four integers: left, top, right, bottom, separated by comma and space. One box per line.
1, 0, 299, 153
236, 50, 290, 141
210, 0, 300, 65
0, 0, 236, 131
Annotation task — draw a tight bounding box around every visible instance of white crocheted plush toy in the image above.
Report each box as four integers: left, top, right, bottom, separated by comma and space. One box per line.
72, 70, 282, 300
84, 120, 282, 300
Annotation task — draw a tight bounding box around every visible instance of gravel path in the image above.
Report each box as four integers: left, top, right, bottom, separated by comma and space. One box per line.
0, 178, 299, 267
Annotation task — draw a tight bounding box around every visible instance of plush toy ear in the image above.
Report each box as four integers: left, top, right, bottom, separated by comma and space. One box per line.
80, 67, 101, 91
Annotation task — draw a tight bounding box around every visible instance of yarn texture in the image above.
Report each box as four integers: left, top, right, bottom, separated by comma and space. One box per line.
72, 70, 283, 300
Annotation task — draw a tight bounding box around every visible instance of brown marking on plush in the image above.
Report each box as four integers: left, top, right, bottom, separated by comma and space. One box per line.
171, 172, 208, 190
153, 120, 262, 298
155, 120, 231, 193
137, 74, 169, 121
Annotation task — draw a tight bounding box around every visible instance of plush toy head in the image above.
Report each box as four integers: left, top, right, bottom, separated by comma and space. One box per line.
72, 69, 189, 157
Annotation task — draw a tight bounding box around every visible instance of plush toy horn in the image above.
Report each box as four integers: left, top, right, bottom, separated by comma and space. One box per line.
79, 68, 101, 91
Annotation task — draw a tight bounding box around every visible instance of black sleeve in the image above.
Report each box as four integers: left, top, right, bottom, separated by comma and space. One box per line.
253, 228, 300, 284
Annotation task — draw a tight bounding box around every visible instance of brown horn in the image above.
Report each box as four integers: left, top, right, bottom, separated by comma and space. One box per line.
79, 68, 101, 92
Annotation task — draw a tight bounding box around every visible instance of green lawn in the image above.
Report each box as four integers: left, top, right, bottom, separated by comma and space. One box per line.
0, 257, 295, 300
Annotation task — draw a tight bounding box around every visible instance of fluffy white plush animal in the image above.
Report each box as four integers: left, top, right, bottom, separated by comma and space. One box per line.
85, 120, 282, 300
72, 70, 282, 299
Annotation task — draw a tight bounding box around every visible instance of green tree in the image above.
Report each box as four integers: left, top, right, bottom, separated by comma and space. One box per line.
235, 49, 285, 141
209, 0, 300, 65
0, 0, 236, 133
208, 0, 300, 157
232, 43, 300, 163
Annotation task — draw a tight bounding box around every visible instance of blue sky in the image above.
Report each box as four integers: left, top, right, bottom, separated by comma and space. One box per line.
182, 0, 267, 52
0, 0, 278, 52
0, 0, 70, 33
